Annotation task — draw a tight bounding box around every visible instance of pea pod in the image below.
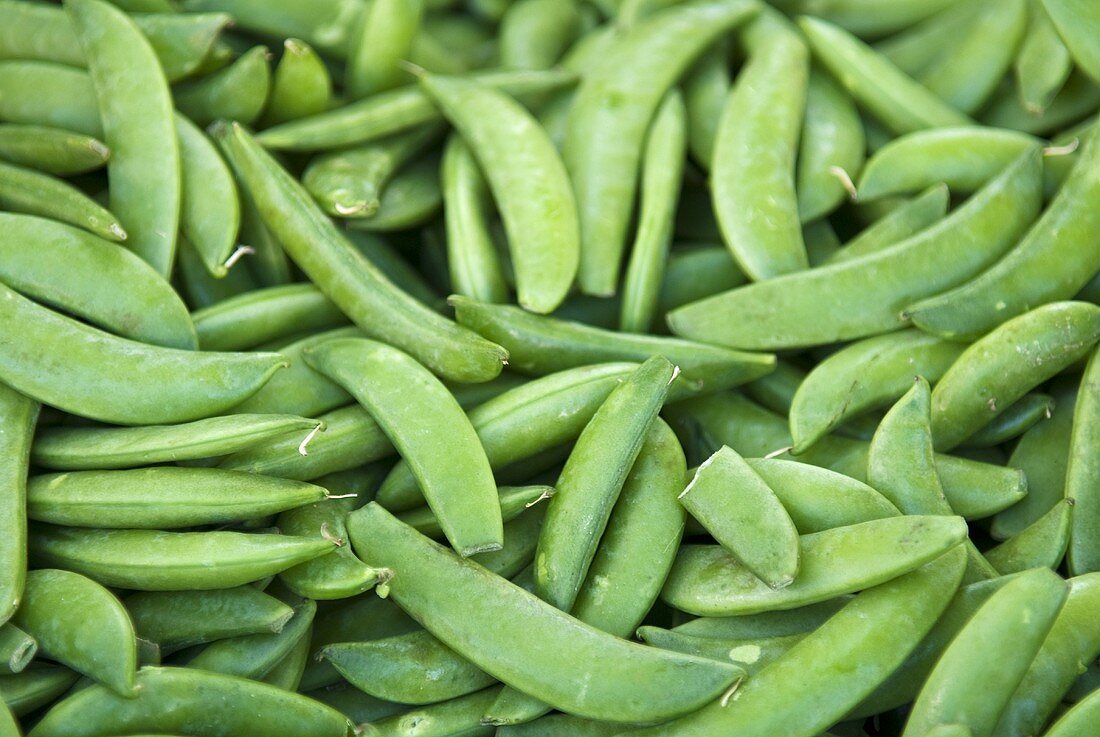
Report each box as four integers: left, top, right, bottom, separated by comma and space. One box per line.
12, 569, 135, 696
874, 1, 986, 77
175, 113, 240, 279
1042, 690, 1100, 737
28, 525, 336, 591
193, 284, 347, 352
963, 392, 1055, 448
981, 71, 1100, 136
344, 154, 443, 232
1014, 1, 1072, 113
305, 684, 406, 725
658, 244, 746, 314
260, 39, 332, 127
497, 714, 621, 737
126, 586, 294, 652
214, 121, 507, 383
628, 547, 968, 737
985, 499, 1073, 574
825, 184, 950, 264
399, 485, 552, 538
797, 69, 865, 223
666, 603, 856, 641
712, 12, 809, 281
0, 61, 102, 137
669, 147, 1043, 350
636, 630, 805, 676
1, 665, 79, 718
930, 302, 1100, 450
360, 687, 499, 737
0, 124, 108, 176
174, 45, 271, 127
499, 0, 581, 70
0, 624, 35, 675
347, 502, 742, 723
186, 595, 316, 680
345, 0, 422, 99
68, 0, 180, 276
1066, 347, 1100, 575
0, 383, 36, 625
564, 0, 759, 295
261, 623, 312, 691
28, 666, 354, 737
1041, 0, 1100, 84
0, 161, 124, 242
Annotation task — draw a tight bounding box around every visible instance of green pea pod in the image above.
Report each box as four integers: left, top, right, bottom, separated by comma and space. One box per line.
186, 595, 316, 680
985, 499, 1072, 574
126, 586, 294, 652
1041, 690, 1100, 737
930, 302, 1100, 450
981, 70, 1100, 136
1, 665, 78, 718
1013, 0, 1072, 113
28, 525, 336, 590
797, 68, 865, 223
680, 42, 730, 168
0, 700, 15, 737
306, 683, 406, 725
193, 284, 347, 351
712, 13, 809, 281
28, 666, 354, 737
27, 467, 328, 528
1040, 0, 1100, 84
657, 244, 746, 314
620, 91, 686, 333
673, 601, 854, 642
180, 0, 363, 58
874, 1, 985, 77
322, 630, 495, 705
398, 485, 552, 538
798, 16, 972, 135
261, 622, 312, 690
174, 45, 271, 127
669, 147, 1043, 350
826, 184, 950, 264
790, 330, 965, 452
345, 0, 422, 99
260, 39, 332, 127
0, 624, 36, 675
963, 392, 1055, 448
499, 0, 580, 70
629, 546, 968, 737
13, 569, 135, 696
347, 231, 442, 308
0, 161, 124, 242
33, 414, 320, 471
664, 515, 968, 616
565, 0, 759, 295
175, 113, 240, 278
256, 68, 578, 152
637, 630, 805, 676
441, 135, 510, 304
345, 154, 443, 232
497, 713, 621, 737
469, 504, 546, 579
908, 125, 1100, 340
68, 0, 180, 276
175, 234, 257, 309
680, 446, 800, 589
360, 687, 498, 737
1066, 347, 1100, 575
215, 122, 507, 383
420, 73, 579, 314
347, 502, 742, 723
918, 0, 1027, 114
902, 567, 1068, 737
0, 383, 37, 625
0, 124, 108, 176
0, 61, 102, 137
452, 295, 775, 385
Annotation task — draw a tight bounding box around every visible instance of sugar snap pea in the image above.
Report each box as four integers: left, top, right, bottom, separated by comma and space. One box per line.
359, 687, 498, 737
174, 45, 271, 127
126, 586, 294, 652
68, 0, 180, 277
963, 392, 1055, 448
982, 71, 1100, 136
344, 153, 443, 232
985, 498, 1072, 574
193, 284, 347, 352
215, 121, 507, 383
668, 598, 852, 641
0, 161, 124, 242
0, 124, 108, 176
669, 147, 1042, 350
825, 184, 950, 264
398, 485, 551, 538
1, 665, 79, 718
657, 244, 747, 313
499, 0, 580, 70
347, 502, 742, 723
681, 42, 730, 168
175, 113, 240, 278
346, 0, 422, 99
1066, 347, 1100, 575
0, 61, 101, 137
636, 628, 805, 675
260, 39, 332, 127
28, 525, 336, 591
1042, 690, 1100, 737
565, 0, 758, 295
0, 383, 36, 626
1014, 1, 1073, 114
0, 624, 35, 675
13, 569, 135, 696
1041, 0, 1100, 85
797, 68, 865, 223
874, 1, 984, 77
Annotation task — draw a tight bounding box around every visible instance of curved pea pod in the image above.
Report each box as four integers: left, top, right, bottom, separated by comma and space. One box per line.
825, 184, 950, 264
193, 284, 347, 352
499, 0, 580, 70
0, 384, 36, 625
1041, 690, 1100, 737
451, 295, 775, 385
186, 595, 316, 680
322, 630, 495, 705
261, 39, 332, 127
0, 124, 109, 176
0, 160, 124, 242
12, 569, 135, 696
929, 302, 1100, 450
0, 213, 195, 350
0, 701, 16, 737
980, 71, 1100, 137
1041, 0, 1100, 84
399, 485, 552, 538
28, 666, 354, 737
175, 113, 240, 279
67, 0, 180, 277
214, 122, 507, 383
0, 624, 35, 674
305, 338, 501, 556
175, 234, 257, 309
1, 665, 78, 718
963, 392, 1055, 448
668, 147, 1043, 350
125, 586, 294, 653
0, 61, 101, 137
680, 447, 800, 589
496, 713, 622, 737
681, 41, 731, 169
637, 629, 805, 676
28, 525, 336, 591
419, 73, 578, 313
790, 330, 966, 452
359, 687, 499, 737
908, 125, 1100, 340
174, 46, 271, 127
27, 467, 328, 528
565, 0, 759, 295
902, 567, 1068, 737
348, 502, 742, 723
344, 154, 443, 232
180, 0, 363, 58
712, 12, 809, 281
798, 68, 865, 223
256, 68, 578, 152
987, 497, 1073, 575
665, 600, 854, 640
261, 621, 312, 690
1014, 1, 1073, 115
662, 515, 968, 616
32, 414, 321, 471
630, 546, 968, 737
798, 16, 971, 136
345, 0, 422, 99
305, 684, 406, 725
1067, 348, 1100, 575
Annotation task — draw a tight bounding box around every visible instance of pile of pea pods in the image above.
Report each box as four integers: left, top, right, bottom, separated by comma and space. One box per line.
1, 0, 1100, 735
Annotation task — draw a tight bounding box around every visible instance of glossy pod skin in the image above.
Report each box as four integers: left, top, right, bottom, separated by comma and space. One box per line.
344, 0, 423, 99
28, 525, 336, 591
963, 392, 1055, 449
419, 72, 579, 314
260, 38, 333, 127
214, 121, 508, 383
929, 302, 1100, 450
27, 666, 355, 737
984, 498, 1073, 574
1041, 0, 1100, 84
0, 124, 109, 176
668, 148, 1043, 350
0, 383, 37, 624
0, 61, 103, 137
0, 281, 285, 425
824, 184, 949, 264
192, 284, 347, 352
175, 113, 240, 278
12, 569, 136, 696
67, 0, 180, 277
1067, 347, 1100, 575
347, 502, 742, 724
797, 68, 865, 223
0, 160, 125, 242
1, 665, 79, 717
564, 0, 759, 295
1041, 690, 1100, 737
174, 45, 272, 127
